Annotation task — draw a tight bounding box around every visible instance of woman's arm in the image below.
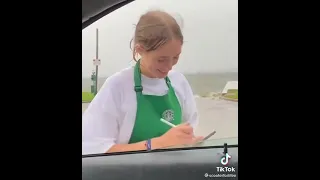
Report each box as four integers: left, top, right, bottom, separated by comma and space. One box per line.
108, 122, 202, 153
83, 89, 165, 154
82, 74, 171, 154
107, 137, 165, 153
82, 77, 123, 155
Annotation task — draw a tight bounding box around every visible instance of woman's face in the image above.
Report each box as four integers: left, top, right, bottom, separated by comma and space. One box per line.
139, 39, 182, 78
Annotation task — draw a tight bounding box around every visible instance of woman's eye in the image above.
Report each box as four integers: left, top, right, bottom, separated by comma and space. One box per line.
158, 59, 165, 63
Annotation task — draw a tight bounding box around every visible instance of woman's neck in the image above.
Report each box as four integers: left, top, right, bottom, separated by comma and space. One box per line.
139, 60, 156, 78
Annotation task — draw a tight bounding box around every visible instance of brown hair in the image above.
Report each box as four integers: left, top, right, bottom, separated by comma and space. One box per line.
131, 10, 184, 61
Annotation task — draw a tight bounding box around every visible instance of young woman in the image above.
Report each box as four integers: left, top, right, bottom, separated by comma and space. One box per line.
82, 10, 203, 155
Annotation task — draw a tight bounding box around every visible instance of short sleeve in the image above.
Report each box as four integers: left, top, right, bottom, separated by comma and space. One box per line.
82, 77, 122, 155
180, 75, 199, 129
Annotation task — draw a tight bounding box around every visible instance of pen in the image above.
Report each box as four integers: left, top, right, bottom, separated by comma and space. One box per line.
202, 131, 216, 141
160, 118, 176, 127
160, 118, 197, 139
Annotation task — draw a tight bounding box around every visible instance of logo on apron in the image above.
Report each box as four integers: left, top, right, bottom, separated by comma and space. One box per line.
162, 109, 174, 122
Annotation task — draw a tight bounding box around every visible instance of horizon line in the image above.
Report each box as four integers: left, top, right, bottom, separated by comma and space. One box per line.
82, 71, 238, 78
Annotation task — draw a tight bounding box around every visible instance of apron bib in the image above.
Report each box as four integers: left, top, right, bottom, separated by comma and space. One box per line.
128, 60, 182, 143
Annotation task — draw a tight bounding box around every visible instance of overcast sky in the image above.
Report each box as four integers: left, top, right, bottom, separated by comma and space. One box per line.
82, 0, 238, 77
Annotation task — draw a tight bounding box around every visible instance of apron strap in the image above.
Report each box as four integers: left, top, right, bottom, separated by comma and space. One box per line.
134, 60, 143, 96
164, 76, 173, 90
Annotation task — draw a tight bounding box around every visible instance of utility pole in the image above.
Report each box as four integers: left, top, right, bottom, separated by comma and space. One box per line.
91, 28, 101, 95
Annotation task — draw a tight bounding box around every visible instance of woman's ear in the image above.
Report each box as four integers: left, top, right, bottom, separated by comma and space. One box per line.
135, 44, 145, 56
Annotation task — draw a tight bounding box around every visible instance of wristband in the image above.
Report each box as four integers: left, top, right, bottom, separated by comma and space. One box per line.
146, 139, 152, 151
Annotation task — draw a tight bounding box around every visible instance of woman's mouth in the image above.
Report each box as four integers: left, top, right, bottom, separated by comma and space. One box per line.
158, 69, 168, 75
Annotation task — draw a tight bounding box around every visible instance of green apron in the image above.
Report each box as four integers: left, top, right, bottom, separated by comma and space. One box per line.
128, 60, 182, 143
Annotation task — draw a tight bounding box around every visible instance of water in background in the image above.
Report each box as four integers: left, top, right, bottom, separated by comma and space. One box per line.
82, 72, 238, 96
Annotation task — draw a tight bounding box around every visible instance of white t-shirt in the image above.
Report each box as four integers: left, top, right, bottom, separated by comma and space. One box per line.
82, 66, 198, 155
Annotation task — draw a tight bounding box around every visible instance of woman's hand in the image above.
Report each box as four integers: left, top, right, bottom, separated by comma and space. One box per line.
154, 123, 204, 148
107, 123, 203, 153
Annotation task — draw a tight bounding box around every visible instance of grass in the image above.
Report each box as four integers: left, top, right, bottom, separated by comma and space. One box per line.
222, 89, 238, 100
200, 89, 238, 101
82, 92, 95, 103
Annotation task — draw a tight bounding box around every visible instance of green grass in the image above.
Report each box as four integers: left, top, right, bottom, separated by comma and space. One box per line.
82, 92, 95, 102
223, 89, 238, 100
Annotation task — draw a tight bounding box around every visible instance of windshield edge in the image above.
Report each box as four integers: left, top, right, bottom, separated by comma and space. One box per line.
82, 144, 238, 158
82, 0, 135, 29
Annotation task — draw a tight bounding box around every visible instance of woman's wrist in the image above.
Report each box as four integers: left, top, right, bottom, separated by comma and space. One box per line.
151, 137, 166, 149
